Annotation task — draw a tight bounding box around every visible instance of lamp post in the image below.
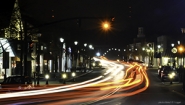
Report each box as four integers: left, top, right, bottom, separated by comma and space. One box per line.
89, 44, 94, 70
71, 72, 76, 81
178, 45, 184, 66
74, 41, 78, 72
59, 38, 64, 72
83, 43, 87, 72
45, 74, 49, 85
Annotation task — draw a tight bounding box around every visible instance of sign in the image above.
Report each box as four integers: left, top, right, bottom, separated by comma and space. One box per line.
171, 48, 177, 54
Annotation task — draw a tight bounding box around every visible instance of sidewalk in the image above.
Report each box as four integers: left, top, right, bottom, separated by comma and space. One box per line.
0, 69, 93, 86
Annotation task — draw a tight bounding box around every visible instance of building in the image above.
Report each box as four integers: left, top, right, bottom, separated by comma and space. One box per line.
125, 27, 156, 67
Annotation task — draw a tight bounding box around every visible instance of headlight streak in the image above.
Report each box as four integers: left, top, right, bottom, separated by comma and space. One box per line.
61, 62, 149, 105
80, 64, 149, 105
0, 58, 150, 105
0, 59, 124, 99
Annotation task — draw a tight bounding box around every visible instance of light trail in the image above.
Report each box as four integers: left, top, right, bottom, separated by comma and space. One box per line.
37, 61, 150, 105
0, 58, 124, 99
0, 58, 150, 105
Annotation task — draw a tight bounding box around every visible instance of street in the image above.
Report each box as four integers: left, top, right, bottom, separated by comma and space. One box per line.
1, 62, 185, 105
91, 68, 185, 105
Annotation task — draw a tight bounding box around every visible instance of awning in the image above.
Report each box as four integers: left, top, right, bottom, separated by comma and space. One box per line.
0, 38, 15, 57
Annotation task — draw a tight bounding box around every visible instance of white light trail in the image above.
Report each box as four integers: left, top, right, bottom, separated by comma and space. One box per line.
0, 58, 125, 99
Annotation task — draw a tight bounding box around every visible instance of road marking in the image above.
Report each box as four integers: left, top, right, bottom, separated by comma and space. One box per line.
171, 89, 185, 98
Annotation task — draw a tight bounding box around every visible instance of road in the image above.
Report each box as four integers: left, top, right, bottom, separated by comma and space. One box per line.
0, 59, 126, 105
90, 68, 185, 105
0, 59, 185, 105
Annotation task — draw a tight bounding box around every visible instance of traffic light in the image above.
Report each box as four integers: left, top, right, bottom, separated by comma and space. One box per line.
28, 41, 34, 53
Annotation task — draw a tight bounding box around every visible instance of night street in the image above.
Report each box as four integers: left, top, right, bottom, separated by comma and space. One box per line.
92, 68, 185, 105
1, 60, 185, 105
1, 0, 185, 105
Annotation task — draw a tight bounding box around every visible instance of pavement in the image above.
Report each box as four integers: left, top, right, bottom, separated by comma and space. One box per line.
0, 69, 94, 87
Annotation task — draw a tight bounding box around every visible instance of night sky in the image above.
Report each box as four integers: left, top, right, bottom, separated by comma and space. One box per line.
2, 0, 185, 48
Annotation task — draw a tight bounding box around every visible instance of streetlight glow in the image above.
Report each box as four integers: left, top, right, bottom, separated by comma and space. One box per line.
74, 41, 78, 45
84, 43, 87, 47
102, 21, 111, 30
89, 44, 92, 49
178, 46, 184, 53
60, 37, 64, 43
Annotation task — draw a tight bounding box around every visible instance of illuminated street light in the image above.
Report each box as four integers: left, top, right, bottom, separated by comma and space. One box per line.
96, 52, 100, 56
171, 43, 174, 47
102, 21, 111, 31
89, 44, 93, 49
84, 43, 87, 47
74, 41, 78, 45
178, 46, 184, 53
60, 37, 64, 43
45, 74, 49, 85
59, 37, 64, 72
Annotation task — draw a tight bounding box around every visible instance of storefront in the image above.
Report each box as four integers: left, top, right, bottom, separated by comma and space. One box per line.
0, 38, 15, 79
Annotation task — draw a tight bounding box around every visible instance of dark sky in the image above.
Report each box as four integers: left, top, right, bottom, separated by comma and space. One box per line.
2, 0, 185, 48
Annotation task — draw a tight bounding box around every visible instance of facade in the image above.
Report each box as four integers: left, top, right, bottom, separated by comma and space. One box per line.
156, 35, 184, 68
124, 27, 156, 67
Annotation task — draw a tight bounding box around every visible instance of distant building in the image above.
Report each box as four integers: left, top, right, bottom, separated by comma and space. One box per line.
125, 27, 156, 67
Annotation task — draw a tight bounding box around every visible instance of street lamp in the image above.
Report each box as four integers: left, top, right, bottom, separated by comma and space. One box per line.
62, 73, 67, 84
60, 37, 64, 73
88, 44, 94, 70
178, 46, 184, 53
60, 38, 64, 43
74, 41, 78, 45
45, 74, 49, 85
74, 41, 78, 72
71, 72, 76, 81
84, 43, 87, 47
102, 21, 111, 31
178, 45, 184, 66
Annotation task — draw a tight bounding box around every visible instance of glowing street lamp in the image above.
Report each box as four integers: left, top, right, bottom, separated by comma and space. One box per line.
60, 37, 64, 43
74, 41, 78, 45
84, 43, 87, 47
178, 46, 184, 53
59, 37, 64, 72
45, 74, 49, 85
102, 21, 111, 31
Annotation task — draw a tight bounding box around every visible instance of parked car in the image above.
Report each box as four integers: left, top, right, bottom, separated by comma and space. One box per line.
160, 66, 178, 82
0, 75, 33, 92
158, 66, 165, 77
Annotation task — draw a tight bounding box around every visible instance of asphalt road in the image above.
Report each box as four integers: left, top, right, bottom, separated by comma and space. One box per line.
90, 68, 185, 105
1, 67, 185, 105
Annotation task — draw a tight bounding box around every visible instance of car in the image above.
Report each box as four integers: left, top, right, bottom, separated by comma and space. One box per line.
158, 66, 165, 77
160, 66, 178, 82
0, 75, 33, 92
92, 61, 102, 68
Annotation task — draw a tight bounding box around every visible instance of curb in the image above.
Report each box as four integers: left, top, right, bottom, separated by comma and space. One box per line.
66, 69, 94, 81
